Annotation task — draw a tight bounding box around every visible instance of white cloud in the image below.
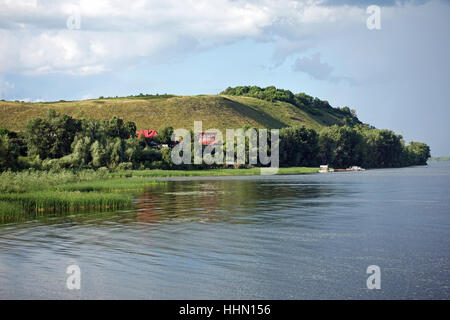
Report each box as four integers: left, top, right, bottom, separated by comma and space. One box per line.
0, 0, 443, 79
0, 0, 368, 75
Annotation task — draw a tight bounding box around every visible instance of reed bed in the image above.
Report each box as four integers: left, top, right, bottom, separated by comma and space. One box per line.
0, 201, 25, 221
0, 170, 164, 216
0, 191, 131, 213
57, 178, 165, 192
0, 169, 109, 193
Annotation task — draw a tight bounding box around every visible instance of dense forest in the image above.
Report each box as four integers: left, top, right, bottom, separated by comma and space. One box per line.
0, 106, 430, 172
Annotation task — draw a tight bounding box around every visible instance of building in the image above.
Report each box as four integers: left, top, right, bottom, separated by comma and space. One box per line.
137, 129, 158, 139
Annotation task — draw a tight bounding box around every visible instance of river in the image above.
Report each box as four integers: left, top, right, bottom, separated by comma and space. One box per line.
0, 163, 449, 299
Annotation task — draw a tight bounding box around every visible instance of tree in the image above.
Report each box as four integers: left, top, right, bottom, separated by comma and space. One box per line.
279, 126, 319, 166
318, 125, 363, 168
25, 110, 81, 159
360, 128, 404, 168
0, 134, 20, 171
77, 137, 92, 166
90, 140, 107, 168
155, 126, 174, 145
102, 117, 136, 139
406, 142, 430, 165
107, 137, 126, 166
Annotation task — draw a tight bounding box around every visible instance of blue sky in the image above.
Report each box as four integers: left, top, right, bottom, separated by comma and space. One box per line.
0, 0, 449, 155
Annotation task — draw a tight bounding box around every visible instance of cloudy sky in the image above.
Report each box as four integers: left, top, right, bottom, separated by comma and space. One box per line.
0, 0, 449, 155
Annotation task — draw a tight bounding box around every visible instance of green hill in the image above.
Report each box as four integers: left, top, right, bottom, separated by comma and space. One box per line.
0, 91, 358, 132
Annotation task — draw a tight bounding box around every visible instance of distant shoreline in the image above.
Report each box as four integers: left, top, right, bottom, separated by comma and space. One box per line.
429, 157, 450, 162
112, 167, 320, 178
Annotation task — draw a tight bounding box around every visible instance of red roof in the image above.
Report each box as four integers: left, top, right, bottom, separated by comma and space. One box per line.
137, 129, 158, 139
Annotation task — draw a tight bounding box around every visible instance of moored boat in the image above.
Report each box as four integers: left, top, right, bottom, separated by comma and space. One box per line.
335, 166, 365, 172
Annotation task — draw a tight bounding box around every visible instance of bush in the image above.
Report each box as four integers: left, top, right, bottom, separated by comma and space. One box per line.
115, 162, 133, 171
0, 134, 20, 171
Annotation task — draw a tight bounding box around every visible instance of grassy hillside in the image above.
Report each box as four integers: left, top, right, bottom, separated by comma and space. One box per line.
0, 94, 350, 132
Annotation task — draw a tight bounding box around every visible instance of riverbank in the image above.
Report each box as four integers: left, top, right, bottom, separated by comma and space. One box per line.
111, 167, 319, 178
0, 167, 318, 219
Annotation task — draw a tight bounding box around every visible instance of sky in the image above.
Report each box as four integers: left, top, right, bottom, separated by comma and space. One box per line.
0, 0, 449, 155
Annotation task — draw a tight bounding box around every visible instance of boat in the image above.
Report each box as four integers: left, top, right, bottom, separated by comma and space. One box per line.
335, 166, 365, 172
347, 166, 365, 171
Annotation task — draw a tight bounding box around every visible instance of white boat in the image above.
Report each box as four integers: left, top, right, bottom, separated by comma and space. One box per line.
347, 166, 365, 171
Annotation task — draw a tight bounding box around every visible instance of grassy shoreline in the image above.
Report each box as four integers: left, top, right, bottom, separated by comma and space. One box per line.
112, 167, 319, 178
0, 167, 318, 220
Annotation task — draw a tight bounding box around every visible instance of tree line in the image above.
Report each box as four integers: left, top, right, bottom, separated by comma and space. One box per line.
221, 85, 361, 126
279, 125, 430, 168
0, 110, 430, 172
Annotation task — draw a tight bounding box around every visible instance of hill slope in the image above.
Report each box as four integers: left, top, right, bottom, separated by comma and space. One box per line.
0, 94, 354, 132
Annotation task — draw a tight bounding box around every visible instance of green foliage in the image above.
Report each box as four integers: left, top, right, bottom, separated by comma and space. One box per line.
101, 117, 136, 140
280, 126, 319, 166
0, 128, 27, 156
57, 177, 163, 192
90, 140, 107, 168
22, 111, 163, 170
0, 133, 20, 171
405, 142, 430, 166
0, 170, 164, 217
154, 126, 174, 145
0, 190, 130, 213
0, 201, 25, 222
0, 169, 109, 193
318, 125, 364, 168
222, 86, 295, 104
25, 110, 81, 159
220, 86, 295, 104
315, 125, 430, 168
360, 128, 404, 168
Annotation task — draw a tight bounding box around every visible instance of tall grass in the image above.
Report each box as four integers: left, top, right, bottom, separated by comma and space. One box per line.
0, 168, 109, 193
0, 201, 24, 222
57, 178, 165, 192
0, 170, 168, 216
0, 191, 131, 213
0, 169, 133, 215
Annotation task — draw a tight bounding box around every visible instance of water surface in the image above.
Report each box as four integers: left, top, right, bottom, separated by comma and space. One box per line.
0, 163, 449, 299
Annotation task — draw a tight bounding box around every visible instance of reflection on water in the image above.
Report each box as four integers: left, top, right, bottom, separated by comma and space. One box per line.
135, 179, 337, 226
0, 163, 449, 299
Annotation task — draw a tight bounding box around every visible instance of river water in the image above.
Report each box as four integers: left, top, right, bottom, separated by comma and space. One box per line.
0, 163, 449, 299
